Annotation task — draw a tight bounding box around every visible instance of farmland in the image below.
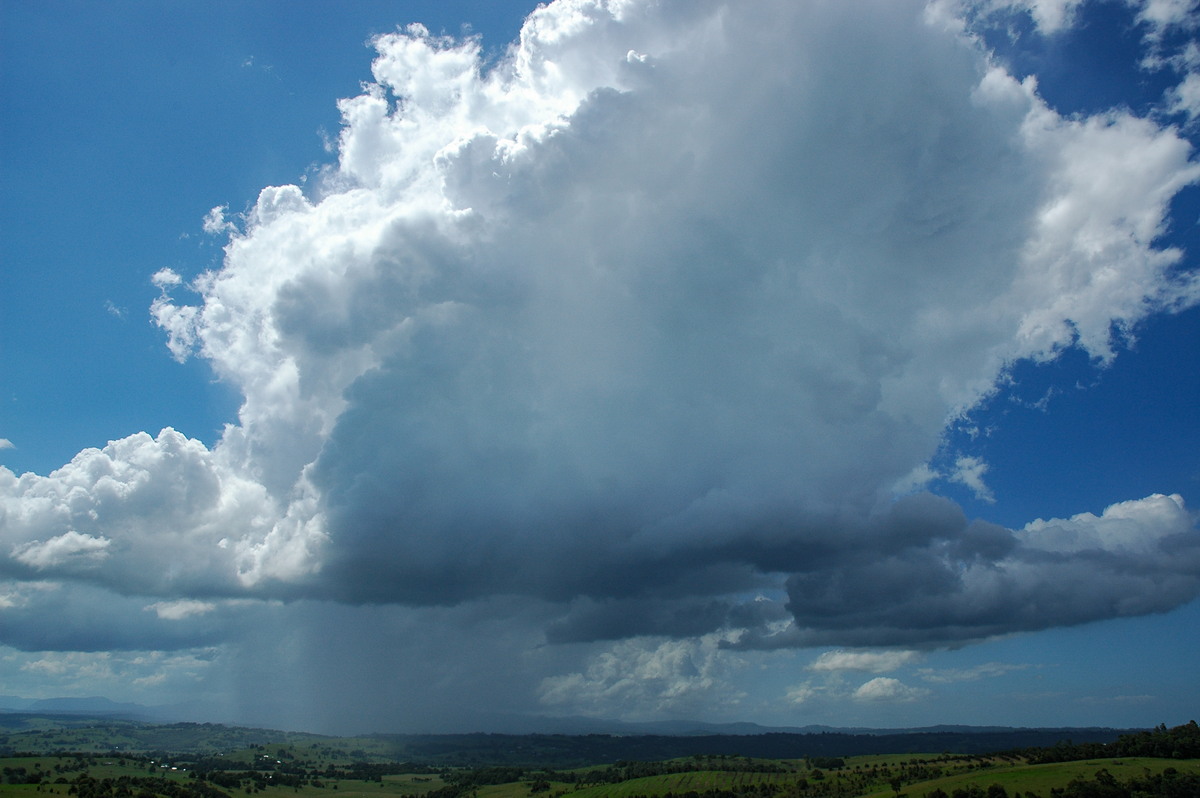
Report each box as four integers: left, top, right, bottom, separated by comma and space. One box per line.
0, 718, 1197, 798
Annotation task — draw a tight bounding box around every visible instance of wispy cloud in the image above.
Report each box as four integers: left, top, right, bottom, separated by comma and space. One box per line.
146, 600, 218, 621
949, 456, 996, 503
1078, 693, 1157, 705
918, 662, 1034, 683
809, 650, 922, 674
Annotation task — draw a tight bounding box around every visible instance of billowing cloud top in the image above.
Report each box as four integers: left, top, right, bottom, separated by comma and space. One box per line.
3, 0, 1199, 665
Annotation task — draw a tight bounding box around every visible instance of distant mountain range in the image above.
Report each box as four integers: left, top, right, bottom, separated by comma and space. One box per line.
453, 712, 1074, 737
0, 695, 217, 725
0, 694, 1135, 740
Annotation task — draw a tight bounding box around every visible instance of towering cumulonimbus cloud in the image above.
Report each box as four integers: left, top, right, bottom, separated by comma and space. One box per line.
2, 0, 1199, 670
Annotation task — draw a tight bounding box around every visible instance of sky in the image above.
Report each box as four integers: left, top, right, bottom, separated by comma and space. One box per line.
1, 0, 1199, 735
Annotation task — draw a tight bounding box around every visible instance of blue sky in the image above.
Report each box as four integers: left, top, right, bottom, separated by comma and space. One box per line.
1, 0, 1199, 734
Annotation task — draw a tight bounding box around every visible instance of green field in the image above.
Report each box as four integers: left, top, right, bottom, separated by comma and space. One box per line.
4, 750, 1200, 798
855, 757, 1200, 797
3, 720, 1198, 798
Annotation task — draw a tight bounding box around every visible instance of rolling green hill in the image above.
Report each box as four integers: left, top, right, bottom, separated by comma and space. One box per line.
1, 717, 1196, 798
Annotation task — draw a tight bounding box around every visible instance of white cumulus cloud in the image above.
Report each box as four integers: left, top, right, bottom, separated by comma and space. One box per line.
146, 600, 218, 621
1, 0, 1199, 724
539, 633, 745, 719
12, 531, 111, 570
853, 677, 930, 702
809, 649, 922, 673
202, 205, 238, 236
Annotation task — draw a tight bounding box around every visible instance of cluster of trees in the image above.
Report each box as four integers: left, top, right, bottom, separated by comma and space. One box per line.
604, 782, 782, 796
434, 755, 791, 794
921, 766, 1200, 798
444, 766, 531, 788
1052, 766, 1200, 798
431, 758, 965, 798
5, 765, 47, 784
187, 753, 437, 789
391, 730, 1128, 767
584, 781, 880, 798
572, 756, 790, 786
925, 786, 1022, 798
64, 773, 230, 798
192, 769, 306, 791
0, 720, 1140, 768
1013, 722, 1200, 765
312, 763, 438, 781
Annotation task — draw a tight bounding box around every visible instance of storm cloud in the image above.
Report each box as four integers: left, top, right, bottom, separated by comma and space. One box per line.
2, 0, 1200, 725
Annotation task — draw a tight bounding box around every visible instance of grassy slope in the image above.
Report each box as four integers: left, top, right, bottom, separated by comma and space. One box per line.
3, 726, 1200, 798
860, 757, 1200, 797
468, 756, 1200, 798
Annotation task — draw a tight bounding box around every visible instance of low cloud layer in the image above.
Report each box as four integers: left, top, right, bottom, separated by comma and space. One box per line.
768, 493, 1199, 648
2, 0, 1199, 725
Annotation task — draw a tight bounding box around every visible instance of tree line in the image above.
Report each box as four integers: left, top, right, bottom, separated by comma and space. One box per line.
1005, 721, 1200, 765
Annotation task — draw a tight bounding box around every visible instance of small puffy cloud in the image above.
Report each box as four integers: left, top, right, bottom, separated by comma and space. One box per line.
12, 531, 111, 570
150, 268, 182, 289
1021, 492, 1193, 554
809, 649, 922, 673
202, 205, 238, 236
246, 185, 310, 229
853, 677, 930, 702
0, 439, 13, 450
1003, 0, 1087, 31
146, 600, 218, 620
149, 271, 199, 362
1033, 0, 1087, 29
